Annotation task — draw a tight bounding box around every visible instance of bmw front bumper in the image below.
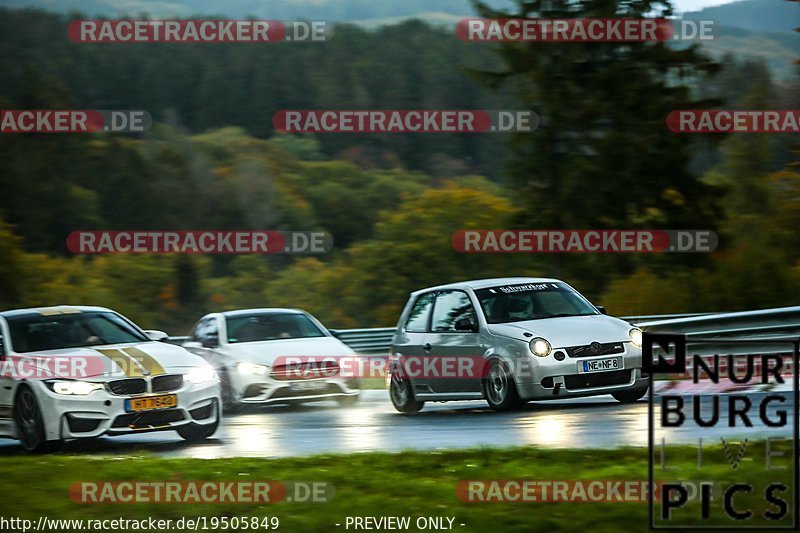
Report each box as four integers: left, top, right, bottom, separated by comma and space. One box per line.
29, 379, 221, 441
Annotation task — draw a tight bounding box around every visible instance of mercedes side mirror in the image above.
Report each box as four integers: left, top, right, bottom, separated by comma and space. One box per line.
202, 334, 219, 348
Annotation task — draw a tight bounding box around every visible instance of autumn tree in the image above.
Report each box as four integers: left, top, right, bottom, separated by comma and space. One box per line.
473, 0, 724, 290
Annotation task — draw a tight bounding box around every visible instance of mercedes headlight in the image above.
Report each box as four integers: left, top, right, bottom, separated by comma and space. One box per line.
185, 364, 216, 384
629, 328, 643, 348
46, 380, 104, 396
237, 362, 269, 376
529, 337, 552, 357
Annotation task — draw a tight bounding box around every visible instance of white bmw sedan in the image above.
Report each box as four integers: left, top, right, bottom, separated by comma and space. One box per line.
389, 278, 646, 413
183, 309, 360, 411
0, 306, 220, 452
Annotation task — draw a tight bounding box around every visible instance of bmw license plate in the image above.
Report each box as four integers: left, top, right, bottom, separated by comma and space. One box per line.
580, 357, 623, 374
125, 394, 177, 412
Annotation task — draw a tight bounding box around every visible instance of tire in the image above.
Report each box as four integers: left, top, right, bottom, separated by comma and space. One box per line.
483, 359, 523, 411
612, 386, 648, 403
14, 385, 60, 453
336, 394, 359, 407
218, 368, 242, 414
177, 404, 219, 442
389, 374, 424, 414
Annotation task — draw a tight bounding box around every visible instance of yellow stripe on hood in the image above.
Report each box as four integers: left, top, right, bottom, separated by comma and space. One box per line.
122, 346, 166, 377
96, 347, 166, 377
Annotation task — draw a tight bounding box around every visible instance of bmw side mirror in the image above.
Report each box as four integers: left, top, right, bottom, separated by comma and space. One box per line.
596, 306, 608, 315
144, 329, 169, 342
454, 317, 477, 332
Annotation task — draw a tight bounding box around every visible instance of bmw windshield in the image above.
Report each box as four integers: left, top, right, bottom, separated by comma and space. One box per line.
475, 282, 599, 324
6, 312, 149, 353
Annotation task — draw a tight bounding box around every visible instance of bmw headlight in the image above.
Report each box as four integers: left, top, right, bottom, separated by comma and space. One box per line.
185, 364, 217, 384
529, 337, 552, 357
46, 380, 104, 396
237, 362, 269, 376
629, 328, 643, 348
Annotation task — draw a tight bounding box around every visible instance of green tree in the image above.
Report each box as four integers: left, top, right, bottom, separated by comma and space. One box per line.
702, 66, 775, 238
474, 0, 723, 289
0, 219, 28, 308
284, 162, 431, 247
305, 178, 535, 326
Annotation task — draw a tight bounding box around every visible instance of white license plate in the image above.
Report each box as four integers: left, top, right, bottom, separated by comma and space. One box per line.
289, 381, 328, 393
580, 357, 623, 373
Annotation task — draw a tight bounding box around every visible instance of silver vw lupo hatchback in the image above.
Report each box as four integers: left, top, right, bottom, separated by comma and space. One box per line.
388, 277, 647, 413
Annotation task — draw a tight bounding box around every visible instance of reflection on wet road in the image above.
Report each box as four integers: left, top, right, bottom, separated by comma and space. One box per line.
0, 390, 791, 457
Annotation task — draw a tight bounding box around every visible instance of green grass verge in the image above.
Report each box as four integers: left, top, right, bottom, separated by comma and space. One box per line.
0, 444, 793, 532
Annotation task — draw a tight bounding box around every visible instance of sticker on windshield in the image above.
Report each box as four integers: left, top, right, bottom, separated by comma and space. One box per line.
492, 283, 561, 294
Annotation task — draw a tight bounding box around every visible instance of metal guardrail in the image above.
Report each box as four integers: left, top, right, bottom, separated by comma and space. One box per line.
165, 329, 396, 352
637, 306, 800, 356
637, 306, 800, 339
328, 328, 395, 354
621, 312, 714, 322
166, 307, 800, 355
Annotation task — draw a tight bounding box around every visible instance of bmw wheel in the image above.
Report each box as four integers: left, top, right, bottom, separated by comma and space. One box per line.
14, 385, 60, 453
177, 403, 220, 442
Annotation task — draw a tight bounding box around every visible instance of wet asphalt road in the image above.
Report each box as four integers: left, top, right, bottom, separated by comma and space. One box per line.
0, 390, 792, 457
